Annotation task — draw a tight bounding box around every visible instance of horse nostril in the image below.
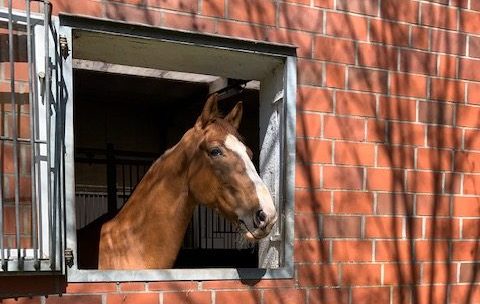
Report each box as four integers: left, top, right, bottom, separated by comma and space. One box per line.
256, 210, 267, 222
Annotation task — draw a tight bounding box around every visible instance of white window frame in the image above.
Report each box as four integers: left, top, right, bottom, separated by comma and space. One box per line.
58, 15, 296, 282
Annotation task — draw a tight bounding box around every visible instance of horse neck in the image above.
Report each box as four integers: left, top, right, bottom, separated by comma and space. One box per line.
111, 129, 199, 267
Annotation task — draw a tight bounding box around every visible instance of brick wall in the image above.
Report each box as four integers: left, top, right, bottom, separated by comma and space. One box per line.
2, 0, 480, 303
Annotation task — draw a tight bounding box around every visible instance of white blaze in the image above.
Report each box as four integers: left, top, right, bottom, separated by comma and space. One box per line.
224, 134, 276, 218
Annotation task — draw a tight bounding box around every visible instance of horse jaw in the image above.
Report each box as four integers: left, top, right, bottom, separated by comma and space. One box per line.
224, 134, 278, 240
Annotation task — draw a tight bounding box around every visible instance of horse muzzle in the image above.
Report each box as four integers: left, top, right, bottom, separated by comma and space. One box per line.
240, 211, 278, 241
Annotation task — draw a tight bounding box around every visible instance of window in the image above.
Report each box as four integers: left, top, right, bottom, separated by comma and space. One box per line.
1, 9, 296, 281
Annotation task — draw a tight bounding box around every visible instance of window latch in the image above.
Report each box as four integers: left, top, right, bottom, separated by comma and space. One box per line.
64, 248, 74, 268
59, 35, 69, 59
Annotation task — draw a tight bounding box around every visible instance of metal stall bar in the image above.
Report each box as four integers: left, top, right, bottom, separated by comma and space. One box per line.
8, 0, 23, 269
26, 0, 40, 271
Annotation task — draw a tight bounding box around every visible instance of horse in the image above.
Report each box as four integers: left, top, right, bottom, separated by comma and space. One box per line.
97, 94, 278, 269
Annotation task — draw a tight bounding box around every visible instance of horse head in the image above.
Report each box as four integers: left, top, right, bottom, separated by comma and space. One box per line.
187, 94, 277, 241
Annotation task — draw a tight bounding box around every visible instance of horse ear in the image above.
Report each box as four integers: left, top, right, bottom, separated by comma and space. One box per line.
197, 93, 219, 128
224, 101, 243, 129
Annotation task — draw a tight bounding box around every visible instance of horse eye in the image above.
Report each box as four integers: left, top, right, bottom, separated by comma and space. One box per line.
209, 147, 223, 157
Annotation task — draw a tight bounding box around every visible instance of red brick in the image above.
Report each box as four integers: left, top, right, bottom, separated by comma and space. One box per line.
323, 166, 364, 190
295, 214, 320, 238
459, 263, 480, 283
332, 240, 372, 262
322, 215, 361, 238
457, 105, 480, 128
50, 0, 103, 17
367, 168, 405, 191
407, 171, 445, 193
119, 283, 145, 292
402, 51, 437, 78
326, 12, 368, 40
297, 264, 340, 287
427, 126, 462, 149
104, 3, 162, 26
431, 29, 466, 56
453, 196, 480, 217
162, 12, 216, 33
296, 164, 320, 188
297, 87, 333, 112
455, 151, 480, 173
202, 0, 224, 17
216, 21, 269, 42
465, 129, 480, 151
333, 191, 373, 214
384, 264, 420, 285
459, 58, 480, 81
342, 264, 381, 285
381, 0, 419, 23
430, 78, 465, 103
314, 36, 356, 64
297, 59, 323, 86
358, 43, 398, 70
148, 282, 198, 291
422, 263, 457, 284
390, 73, 427, 98
297, 113, 321, 137
297, 138, 332, 164
336, 0, 379, 16
464, 174, 480, 195
419, 100, 456, 125
438, 55, 457, 78
202, 279, 293, 289
3, 62, 28, 82
227, 0, 275, 26
365, 216, 404, 238
421, 2, 458, 30
415, 240, 449, 262
336, 91, 376, 117
215, 291, 260, 304
370, 19, 409, 47
411, 26, 430, 50
163, 291, 211, 304
378, 96, 416, 121
452, 241, 480, 261
451, 0, 469, 7
308, 288, 349, 304
294, 240, 329, 262
470, 36, 480, 59
314, 0, 334, 8
417, 148, 452, 171
468, 82, 480, 105
0, 142, 15, 174
474, 0, 480, 11
46, 295, 102, 304
460, 10, 480, 34
424, 218, 460, 239
334, 141, 375, 166
324, 116, 365, 141
416, 195, 450, 216
376, 193, 414, 215
450, 285, 480, 304
295, 190, 331, 213
66, 283, 117, 294
462, 219, 480, 238
107, 294, 158, 304
376, 240, 413, 262
417, 286, 448, 304
352, 287, 390, 303
1, 298, 41, 304
325, 63, 345, 88
279, 3, 323, 32
392, 287, 413, 304
367, 119, 386, 142
268, 29, 314, 58
348, 67, 388, 94
377, 145, 415, 169
147, 0, 197, 11
264, 289, 306, 304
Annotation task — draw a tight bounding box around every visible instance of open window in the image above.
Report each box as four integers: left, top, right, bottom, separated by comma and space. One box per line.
1, 8, 296, 282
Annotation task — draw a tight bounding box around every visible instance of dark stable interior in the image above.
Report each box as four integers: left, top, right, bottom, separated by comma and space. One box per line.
73, 69, 260, 269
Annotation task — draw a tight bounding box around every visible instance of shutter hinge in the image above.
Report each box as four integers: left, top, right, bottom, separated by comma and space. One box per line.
64, 248, 74, 268
59, 35, 69, 59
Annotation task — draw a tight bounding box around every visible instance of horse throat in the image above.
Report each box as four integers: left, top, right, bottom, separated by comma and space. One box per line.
98, 131, 199, 269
